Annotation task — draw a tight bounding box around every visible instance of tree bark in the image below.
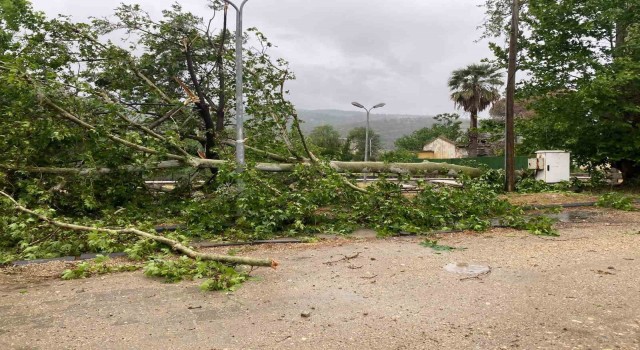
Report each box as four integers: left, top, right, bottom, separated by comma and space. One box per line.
0, 191, 277, 268
329, 161, 483, 177
468, 108, 479, 158
1, 160, 483, 177
184, 44, 218, 163
215, 6, 228, 133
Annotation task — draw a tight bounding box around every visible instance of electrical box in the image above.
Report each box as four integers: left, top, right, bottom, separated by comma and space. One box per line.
530, 151, 570, 183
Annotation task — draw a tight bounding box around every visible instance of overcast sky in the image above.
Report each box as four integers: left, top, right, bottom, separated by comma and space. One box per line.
31, 0, 497, 116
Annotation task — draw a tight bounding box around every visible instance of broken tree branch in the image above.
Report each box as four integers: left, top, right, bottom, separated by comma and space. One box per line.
148, 104, 187, 129
40, 95, 187, 161
220, 139, 298, 163
0, 191, 277, 268
40, 95, 194, 162
323, 252, 361, 265
292, 112, 319, 163
96, 91, 193, 159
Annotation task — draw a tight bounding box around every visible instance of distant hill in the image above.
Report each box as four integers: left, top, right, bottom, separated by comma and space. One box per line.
297, 109, 468, 149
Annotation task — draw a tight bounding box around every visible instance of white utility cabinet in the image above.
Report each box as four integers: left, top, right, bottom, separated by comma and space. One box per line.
528, 151, 571, 183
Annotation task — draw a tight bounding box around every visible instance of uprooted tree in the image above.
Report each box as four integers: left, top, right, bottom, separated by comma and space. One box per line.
0, 1, 555, 273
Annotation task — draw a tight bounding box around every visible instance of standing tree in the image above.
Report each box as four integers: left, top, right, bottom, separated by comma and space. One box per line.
395, 113, 463, 151
488, 98, 533, 122
448, 64, 502, 157
344, 127, 382, 161
481, 0, 640, 182
308, 125, 343, 159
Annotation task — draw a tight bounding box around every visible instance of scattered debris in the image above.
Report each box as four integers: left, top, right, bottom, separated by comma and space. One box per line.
459, 269, 492, 281
323, 252, 361, 265
360, 274, 377, 279
277, 335, 292, 343
420, 239, 466, 253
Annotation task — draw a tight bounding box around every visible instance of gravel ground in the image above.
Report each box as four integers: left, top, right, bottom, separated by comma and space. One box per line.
1, 207, 639, 350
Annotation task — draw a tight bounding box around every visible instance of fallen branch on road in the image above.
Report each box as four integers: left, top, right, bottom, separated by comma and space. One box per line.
323, 252, 361, 265
459, 266, 492, 281
0, 191, 277, 268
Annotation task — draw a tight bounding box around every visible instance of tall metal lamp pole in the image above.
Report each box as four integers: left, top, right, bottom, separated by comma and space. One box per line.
351, 101, 386, 181
226, 0, 249, 172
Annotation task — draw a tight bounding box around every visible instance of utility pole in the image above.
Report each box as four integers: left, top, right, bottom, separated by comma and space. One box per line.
505, 0, 518, 192
225, 0, 249, 172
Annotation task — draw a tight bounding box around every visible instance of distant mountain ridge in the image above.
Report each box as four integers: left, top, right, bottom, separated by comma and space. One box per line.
297, 109, 468, 149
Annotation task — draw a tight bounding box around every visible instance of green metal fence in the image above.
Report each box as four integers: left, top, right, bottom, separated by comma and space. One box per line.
428, 156, 530, 170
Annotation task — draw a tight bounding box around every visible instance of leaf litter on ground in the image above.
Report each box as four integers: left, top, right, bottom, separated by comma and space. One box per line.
420, 239, 466, 253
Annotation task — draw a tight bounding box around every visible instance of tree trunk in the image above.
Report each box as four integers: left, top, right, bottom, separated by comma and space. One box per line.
468, 109, 479, 158
1, 160, 484, 178
330, 161, 482, 177
184, 44, 219, 178
215, 6, 228, 133
614, 159, 640, 184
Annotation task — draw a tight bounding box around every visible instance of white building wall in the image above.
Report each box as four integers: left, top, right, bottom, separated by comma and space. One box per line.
423, 138, 459, 159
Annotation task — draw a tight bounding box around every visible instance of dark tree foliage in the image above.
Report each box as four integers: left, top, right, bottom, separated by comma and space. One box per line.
343, 127, 382, 161
482, 0, 640, 181
395, 113, 464, 151
308, 125, 343, 159
0, 0, 296, 210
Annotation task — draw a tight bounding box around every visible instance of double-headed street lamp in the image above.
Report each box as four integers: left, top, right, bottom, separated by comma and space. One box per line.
351, 102, 386, 162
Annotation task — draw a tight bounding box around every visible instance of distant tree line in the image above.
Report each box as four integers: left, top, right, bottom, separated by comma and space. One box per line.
307, 125, 381, 161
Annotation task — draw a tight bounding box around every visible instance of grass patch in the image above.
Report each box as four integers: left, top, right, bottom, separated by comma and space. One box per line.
596, 192, 635, 211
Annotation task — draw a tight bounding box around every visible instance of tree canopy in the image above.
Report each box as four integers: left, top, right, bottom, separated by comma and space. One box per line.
0, 0, 300, 208
343, 127, 382, 161
482, 0, 640, 181
308, 125, 343, 159
395, 113, 464, 151
448, 63, 502, 157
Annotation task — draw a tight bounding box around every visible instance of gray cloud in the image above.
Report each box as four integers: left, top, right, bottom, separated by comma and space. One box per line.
31, 0, 496, 115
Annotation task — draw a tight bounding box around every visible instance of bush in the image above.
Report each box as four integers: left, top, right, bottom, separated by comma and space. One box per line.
596, 192, 635, 211
143, 256, 248, 291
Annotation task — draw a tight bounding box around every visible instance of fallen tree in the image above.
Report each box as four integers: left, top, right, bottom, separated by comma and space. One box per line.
328, 161, 482, 177
1, 1, 506, 272
0, 191, 277, 268
0, 160, 483, 177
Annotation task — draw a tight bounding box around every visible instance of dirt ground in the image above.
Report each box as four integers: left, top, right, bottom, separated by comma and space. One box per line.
1, 207, 640, 350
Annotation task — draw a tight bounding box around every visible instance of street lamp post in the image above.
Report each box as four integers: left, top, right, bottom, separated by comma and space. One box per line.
225, 0, 249, 172
351, 101, 386, 181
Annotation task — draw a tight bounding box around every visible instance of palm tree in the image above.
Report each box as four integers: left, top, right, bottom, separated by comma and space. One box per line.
448, 63, 502, 157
